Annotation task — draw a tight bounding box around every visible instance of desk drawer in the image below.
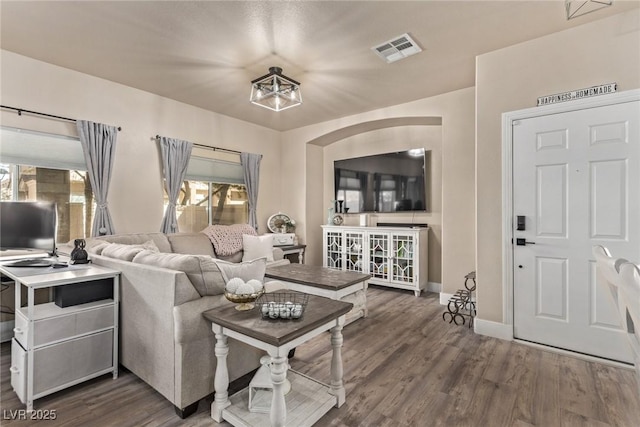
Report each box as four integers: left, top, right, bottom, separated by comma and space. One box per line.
10, 331, 113, 403
15, 304, 114, 348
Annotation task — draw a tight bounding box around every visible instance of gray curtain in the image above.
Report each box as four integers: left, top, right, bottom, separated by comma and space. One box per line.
77, 120, 118, 236
240, 152, 262, 231
159, 136, 193, 234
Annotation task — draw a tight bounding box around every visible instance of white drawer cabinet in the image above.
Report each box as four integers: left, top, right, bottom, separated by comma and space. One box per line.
1, 263, 120, 411
14, 302, 114, 348
323, 225, 429, 296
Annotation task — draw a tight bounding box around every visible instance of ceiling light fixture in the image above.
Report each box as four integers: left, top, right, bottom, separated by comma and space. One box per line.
565, 0, 612, 20
250, 67, 302, 112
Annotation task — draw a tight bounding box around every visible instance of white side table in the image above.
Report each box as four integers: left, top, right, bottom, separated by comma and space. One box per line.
203, 293, 352, 427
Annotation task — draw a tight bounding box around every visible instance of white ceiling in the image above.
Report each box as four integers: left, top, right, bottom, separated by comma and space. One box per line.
1, 1, 637, 131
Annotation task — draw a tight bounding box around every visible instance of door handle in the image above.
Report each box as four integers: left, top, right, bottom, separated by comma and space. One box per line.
516, 238, 535, 246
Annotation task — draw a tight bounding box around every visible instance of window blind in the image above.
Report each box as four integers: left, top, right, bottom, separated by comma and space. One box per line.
0, 126, 86, 171
185, 156, 244, 184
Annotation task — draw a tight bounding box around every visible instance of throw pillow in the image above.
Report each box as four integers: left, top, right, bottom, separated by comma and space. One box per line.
242, 234, 274, 262
132, 250, 226, 297
86, 240, 110, 255
101, 240, 160, 261
214, 257, 267, 283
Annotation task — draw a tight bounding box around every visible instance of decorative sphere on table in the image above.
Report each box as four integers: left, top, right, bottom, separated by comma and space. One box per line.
224, 278, 264, 311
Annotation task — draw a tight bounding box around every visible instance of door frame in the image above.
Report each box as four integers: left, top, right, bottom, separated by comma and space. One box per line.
501, 89, 640, 339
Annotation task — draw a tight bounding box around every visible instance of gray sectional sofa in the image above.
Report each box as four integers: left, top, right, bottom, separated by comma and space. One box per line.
59, 231, 288, 417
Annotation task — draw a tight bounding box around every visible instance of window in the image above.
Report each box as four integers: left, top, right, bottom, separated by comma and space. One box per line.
1, 164, 94, 242
163, 181, 248, 232
162, 155, 248, 232
0, 127, 94, 242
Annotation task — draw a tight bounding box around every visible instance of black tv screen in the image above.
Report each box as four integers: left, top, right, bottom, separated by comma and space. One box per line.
0, 201, 57, 255
334, 149, 428, 213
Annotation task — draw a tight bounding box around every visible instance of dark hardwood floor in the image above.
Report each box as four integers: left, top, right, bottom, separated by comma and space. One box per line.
1, 286, 638, 426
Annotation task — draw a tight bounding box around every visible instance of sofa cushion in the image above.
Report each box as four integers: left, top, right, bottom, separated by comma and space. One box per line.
101, 241, 159, 261
167, 232, 216, 257
132, 250, 226, 297
86, 240, 111, 255
242, 234, 274, 262
92, 232, 173, 253
214, 257, 267, 283
216, 252, 243, 263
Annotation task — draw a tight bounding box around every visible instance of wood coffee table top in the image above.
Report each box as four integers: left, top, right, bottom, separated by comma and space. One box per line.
265, 264, 371, 291
202, 292, 352, 347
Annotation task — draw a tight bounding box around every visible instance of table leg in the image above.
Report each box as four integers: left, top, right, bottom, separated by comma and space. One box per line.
298, 248, 305, 264
268, 354, 288, 427
211, 328, 230, 422
329, 319, 346, 407
363, 281, 369, 318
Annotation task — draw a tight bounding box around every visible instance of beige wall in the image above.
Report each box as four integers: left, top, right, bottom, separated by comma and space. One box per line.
0, 50, 282, 235
282, 87, 476, 294
476, 9, 640, 323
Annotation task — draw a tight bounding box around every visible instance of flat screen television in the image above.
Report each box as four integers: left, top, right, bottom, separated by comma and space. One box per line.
334, 149, 429, 213
0, 201, 57, 256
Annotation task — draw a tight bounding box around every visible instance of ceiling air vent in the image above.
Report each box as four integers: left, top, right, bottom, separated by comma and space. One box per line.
372, 33, 422, 64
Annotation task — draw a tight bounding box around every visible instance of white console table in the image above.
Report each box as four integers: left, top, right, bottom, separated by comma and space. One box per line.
1, 262, 119, 411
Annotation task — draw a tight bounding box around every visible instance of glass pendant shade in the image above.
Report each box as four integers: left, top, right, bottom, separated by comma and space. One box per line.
250, 67, 302, 112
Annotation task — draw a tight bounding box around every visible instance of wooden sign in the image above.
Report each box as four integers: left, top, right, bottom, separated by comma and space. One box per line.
537, 83, 617, 106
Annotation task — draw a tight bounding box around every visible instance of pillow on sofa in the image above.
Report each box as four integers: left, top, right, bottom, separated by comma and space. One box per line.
132, 250, 226, 297
101, 240, 160, 261
86, 240, 111, 255
242, 234, 274, 262
214, 257, 267, 283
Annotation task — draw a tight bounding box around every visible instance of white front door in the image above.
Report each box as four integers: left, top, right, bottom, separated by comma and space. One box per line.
512, 98, 639, 363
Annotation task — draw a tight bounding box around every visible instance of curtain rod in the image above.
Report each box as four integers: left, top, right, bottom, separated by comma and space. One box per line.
1, 105, 122, 131
154, 135, 241, 155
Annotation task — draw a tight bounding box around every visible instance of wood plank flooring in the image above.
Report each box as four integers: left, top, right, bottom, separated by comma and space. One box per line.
1, 286, 638, 426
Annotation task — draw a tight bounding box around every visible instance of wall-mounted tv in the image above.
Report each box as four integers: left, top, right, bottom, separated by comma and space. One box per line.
334, 149, 429, 213
0, 201, 57, 256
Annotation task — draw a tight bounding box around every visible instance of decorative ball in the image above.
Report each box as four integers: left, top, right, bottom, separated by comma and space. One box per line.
225, 277, 244, 294
235, 282, 256, 295
247, 279, 264, 293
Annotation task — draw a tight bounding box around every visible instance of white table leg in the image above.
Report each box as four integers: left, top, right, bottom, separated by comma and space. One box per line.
329, 319, 346, 407
268, 354, 288, 427
298, 248, 305, 264
363, 281, 369, 318
211, 327, 230, 422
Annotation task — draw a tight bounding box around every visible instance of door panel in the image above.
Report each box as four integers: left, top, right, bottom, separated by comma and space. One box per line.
590, 159, 626, 239
513, 100, 639, 363
535, 257, 568, 321
588, 261, 622, 329
536, 164, 567, 237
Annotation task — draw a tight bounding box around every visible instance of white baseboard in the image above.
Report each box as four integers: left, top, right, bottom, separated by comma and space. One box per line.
474, 318, 513, 341
427, 281, 441, 293
1, 320, 15, 343
439, 292, 454, 305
